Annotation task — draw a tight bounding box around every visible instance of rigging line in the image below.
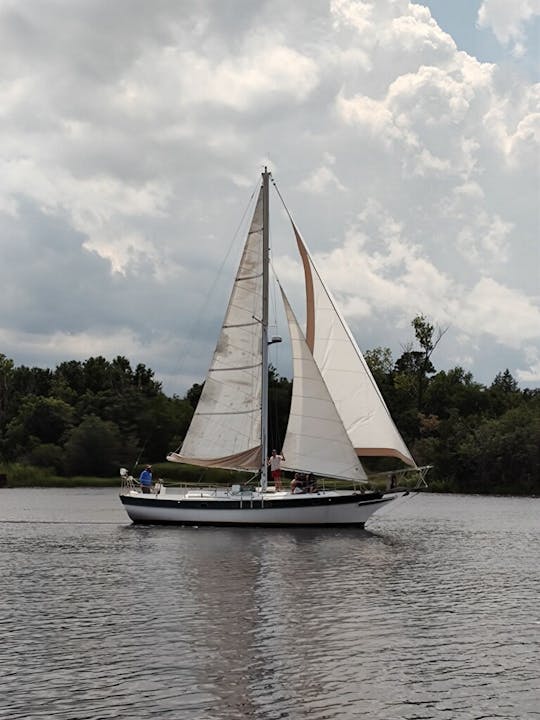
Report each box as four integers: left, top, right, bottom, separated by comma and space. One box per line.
175, 177, 261, 388
271, 176, 295, 225
131, 439, 148, 475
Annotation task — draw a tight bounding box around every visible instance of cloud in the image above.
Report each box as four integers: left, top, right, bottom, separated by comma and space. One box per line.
0, 0, 538, 393
516, 346, 540, 383
299, 156, 346, 194
459, 278, 540, 347
477, 0, 540, 56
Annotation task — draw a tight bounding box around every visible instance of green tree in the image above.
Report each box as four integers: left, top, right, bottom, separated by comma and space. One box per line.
364, 347, 393, 378
455, 404, 540, 494
410, 314, 447, 412
392, 315, 447, 441
135, 395, 193, 462
364, 346, 395, 404
0, 354, 14, 431
26, 443, 65, 474
268, 366, 292, 451
63, 415, 124, 476
110, 355, 134, 392
487, 369, 522, 416
83, 357, 112, 393
54, 360, 86, 395
5, 396, 74, 458
491, 369, 519, 393
186, 382, 204, 409
12, 366, 54, 398
425, 367, 487, 420
134, 363, 161, 395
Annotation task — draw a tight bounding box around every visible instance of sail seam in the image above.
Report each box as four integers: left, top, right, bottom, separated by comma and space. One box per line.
209, 363, 260, 372
236, 272, 262, 281
196, 409, 259, 416
223, 321, 259, 328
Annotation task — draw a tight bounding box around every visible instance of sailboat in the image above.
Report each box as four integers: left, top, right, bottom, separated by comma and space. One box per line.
120, 169, 425, 526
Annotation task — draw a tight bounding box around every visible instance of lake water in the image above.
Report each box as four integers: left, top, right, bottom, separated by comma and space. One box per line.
0, 488, 539, 720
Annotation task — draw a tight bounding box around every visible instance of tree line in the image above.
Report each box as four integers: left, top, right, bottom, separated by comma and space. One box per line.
361, 316, 539, 495
0, 315, 538, 494
0, 354, 193, 478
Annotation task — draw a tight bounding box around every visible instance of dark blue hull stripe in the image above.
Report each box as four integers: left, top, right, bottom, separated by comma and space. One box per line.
120, 492, 388, 512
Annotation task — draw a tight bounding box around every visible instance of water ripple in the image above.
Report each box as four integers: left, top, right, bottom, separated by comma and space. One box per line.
0, 489, 539, 718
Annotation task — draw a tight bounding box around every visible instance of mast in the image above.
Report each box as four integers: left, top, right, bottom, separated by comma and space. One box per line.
260, 167, 270, 491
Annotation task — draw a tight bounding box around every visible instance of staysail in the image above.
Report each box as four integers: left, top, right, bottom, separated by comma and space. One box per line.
168, 189, 264, 470
280, 287, 367, 482
292, 223, 416, 467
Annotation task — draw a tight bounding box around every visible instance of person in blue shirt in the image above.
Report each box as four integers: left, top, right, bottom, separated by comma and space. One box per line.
139, 465, 153, 493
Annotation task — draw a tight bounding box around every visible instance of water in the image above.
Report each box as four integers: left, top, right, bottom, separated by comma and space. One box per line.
0, 488, 539, 720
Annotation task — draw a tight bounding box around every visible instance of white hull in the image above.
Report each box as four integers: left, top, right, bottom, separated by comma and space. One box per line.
119, 488, 394, 526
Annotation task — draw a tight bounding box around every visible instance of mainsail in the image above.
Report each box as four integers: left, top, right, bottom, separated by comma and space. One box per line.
291, 223, 416, 467
168, 189, 264, 470
280, 287, 367, 482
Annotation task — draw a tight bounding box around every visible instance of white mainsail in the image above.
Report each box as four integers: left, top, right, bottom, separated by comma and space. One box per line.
280, 287, 367, 482
168, 189, 264, 470
291, 223, 416, 467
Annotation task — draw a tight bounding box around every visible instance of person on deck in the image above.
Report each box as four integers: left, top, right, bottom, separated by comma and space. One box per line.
268, 449, 285, 491
290, 472, 304, 494
306, 473, 317, 493
139, 465, 153, 493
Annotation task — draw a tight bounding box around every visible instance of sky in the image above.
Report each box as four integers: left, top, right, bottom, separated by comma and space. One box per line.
1, 0, 539, 396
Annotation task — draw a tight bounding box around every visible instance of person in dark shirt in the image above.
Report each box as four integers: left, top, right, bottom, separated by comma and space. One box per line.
139, 465, 153, 493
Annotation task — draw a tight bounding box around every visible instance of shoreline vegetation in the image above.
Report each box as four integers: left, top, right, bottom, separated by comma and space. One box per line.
1, 324, 538, 497
0, 462, 536, 497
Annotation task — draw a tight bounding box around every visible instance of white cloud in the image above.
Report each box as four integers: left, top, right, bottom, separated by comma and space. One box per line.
135, 37, 319, 114
455, 212, 513, 268
299, 164, 346, 194
478, 0, 540, 55
0, 0, 538, 391
516, 346, 540, 382
460, 278, 540, 347
311, 200, 457, 327
338, 94, 398, 144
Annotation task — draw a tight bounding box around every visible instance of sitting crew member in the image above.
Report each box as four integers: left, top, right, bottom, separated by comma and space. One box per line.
139, 465, 153, 493
290, 472, 305, 494
306, 472, 317, 493
268, 449, 285, 491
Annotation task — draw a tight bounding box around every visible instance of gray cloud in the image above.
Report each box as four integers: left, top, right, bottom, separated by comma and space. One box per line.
0, 0, 538, 393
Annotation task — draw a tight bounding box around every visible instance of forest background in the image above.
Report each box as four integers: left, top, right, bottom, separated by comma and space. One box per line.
0, 316, 538, 495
